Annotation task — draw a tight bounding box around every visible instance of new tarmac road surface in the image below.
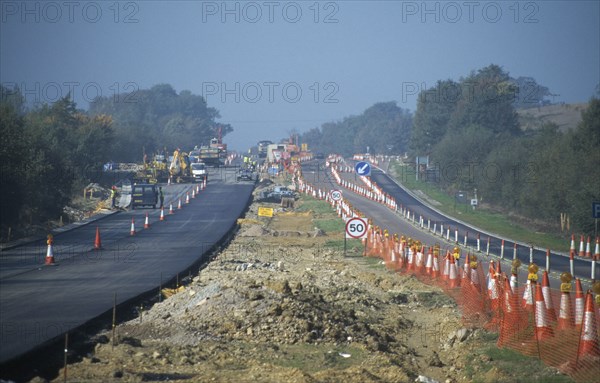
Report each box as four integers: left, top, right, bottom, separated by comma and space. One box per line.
0, 168, 254, 364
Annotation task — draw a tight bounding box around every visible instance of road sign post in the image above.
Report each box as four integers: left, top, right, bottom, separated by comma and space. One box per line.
345, 217, 368, 257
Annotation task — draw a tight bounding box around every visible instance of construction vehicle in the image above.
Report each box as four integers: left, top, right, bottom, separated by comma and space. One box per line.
169, 149, 193, 183
257, 140, 273, 158
134, 153, 169, 184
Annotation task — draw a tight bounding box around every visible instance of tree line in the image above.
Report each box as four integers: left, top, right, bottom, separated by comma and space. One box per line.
0, 84, 228, 234
409, 64, 599, 235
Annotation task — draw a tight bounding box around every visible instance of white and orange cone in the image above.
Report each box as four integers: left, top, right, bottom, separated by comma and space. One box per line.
130, 217, 136, 236
425, 247, 433, 275
557, 287, 573, 331
534, 282, 554, 341
45, 235, 56, 265
185, 192, 190, 204
522, 280, 535, 311
577, 291, 600, 358
196, 184, 200, 194
192, 188, 196, 199
541, 271, 557, 322
442, 251, 450, 281
585, 236, 592, 258
169, 203, 174, 214
432, 249, 440, 278
575, 278, 585, 326
144, 213, 150, 229
594, 237, 600, 260
177, 198, 182, 210
94, 226, 102, 250
579, 235, 585, 257
488, 261, 500, 312
448, 256, 460, 288
570, 234, 576, 254
159, 207, 165, 221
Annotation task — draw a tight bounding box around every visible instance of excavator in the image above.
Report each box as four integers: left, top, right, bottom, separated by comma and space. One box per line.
134, 151, 169, 184
169, 148, 193, 183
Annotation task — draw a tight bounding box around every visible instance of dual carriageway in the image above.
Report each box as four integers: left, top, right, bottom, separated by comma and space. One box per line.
0, 157, 596, 376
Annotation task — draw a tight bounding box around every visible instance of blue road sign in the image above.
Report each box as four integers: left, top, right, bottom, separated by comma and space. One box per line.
593, 202, 600, 219
355, 161, 371, 176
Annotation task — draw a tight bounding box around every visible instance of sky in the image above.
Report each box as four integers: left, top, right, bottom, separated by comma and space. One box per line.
1, 1, 599, 151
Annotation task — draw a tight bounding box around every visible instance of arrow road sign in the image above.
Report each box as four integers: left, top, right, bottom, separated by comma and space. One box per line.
345, 217, 368, 239
355, 161, 371, 176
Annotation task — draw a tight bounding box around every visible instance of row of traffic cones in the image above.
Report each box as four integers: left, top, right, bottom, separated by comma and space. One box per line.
44, 185, 203, 264
570, 234, 600, 259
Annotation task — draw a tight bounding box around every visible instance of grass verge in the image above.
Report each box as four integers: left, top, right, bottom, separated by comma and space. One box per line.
388, 162, 569, 252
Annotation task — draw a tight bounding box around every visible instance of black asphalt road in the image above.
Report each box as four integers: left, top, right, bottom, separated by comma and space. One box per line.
0, 169, 254, 364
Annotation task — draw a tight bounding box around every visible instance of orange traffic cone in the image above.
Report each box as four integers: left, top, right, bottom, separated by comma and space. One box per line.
558, 288, 573, 331
585, 236, 592, 258
442, 251, 450, 280
577, 291, 600, 357
575, 278, 584, 326
192, 188, 196, 199
130, 217, 136, 236
431, 249, 440, 278
594, 237, 600, 260
159, 207, 165, 221
94, 226, 102, 250
169, 203, 174, 214
541, 271, 557, 321
178, 198, 182, 209
45, 234, 56, 265
196, 184, 200, 194
534, 282, 554, 341
448, 256, 460, 288
462, 253, 471, 281
406, 246, 415, 272
144, 213, 150, 229
488, 261, 500, 313
523, 280, 534, 311
185, 192, 190, 204
425, 247, 433, 275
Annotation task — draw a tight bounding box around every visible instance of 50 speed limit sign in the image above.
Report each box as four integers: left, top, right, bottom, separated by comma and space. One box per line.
345, 217, 368, 239
330, 190, 343, 202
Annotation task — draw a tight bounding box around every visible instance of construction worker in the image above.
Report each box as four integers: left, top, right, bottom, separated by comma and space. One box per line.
159, 186, 164, 208
110, 186, 117, 208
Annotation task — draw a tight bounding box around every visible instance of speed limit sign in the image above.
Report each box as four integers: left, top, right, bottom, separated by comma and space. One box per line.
345, 217, 368, 239
331, 189, 343, 202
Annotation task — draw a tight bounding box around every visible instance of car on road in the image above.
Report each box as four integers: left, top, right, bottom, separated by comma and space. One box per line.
237, 169, 256, 182
266, 186, 295, 200
131, 183, 158, 209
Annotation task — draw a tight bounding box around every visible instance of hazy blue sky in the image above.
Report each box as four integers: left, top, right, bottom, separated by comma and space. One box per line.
1, 1, 599, 151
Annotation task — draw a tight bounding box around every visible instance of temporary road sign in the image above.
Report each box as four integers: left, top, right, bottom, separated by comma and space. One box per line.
331, 190, 343, 202
345, 217, 368, 239
355, 161, 371, 176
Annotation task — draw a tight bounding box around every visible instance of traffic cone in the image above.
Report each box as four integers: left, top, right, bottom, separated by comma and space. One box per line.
203, 178, 207, 189
144, 213, 150, 229
488, 261, 500, 312
594, 237, 600, 260
584, 236, 591, 258
510, 273, 518, 294
541, 271, 557, 321
463, 253, 471, 281
167, 176, 171, 185
196, 184, 200, 194
94, 226, 102, 250
442, 251, 450, 280
577, 291, 600, 357
523, 280, 535, 311
406, 246, 415, 272
575, 278, 584, 326
425, 247, 433, 275
431, 249, 440, 279
579, 235, 585, 257
185, 192, 190, 204
45, 235, 55, 265
169, 203, 174, 214
178, 198, 182, 209
130, 217, 136, 236
159, 207, 165, 221
557, 288, 573, 331
570, 234, 576, 254
192, 188, 196, 199
448, 256, 460, 288
534, 282, 554, 341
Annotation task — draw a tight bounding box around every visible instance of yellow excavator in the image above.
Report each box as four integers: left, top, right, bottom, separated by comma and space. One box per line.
169, 149, 193, 183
